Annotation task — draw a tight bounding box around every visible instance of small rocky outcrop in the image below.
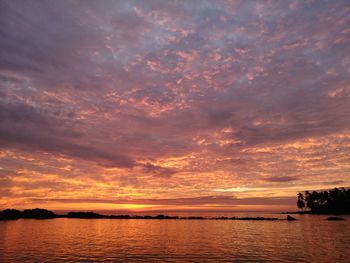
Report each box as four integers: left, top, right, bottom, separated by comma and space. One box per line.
286, 215, 297, 221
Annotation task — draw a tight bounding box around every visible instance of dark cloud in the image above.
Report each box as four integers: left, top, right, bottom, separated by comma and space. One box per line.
263, 176, 299, 183
0, 102, 135, 168
141, 163, 177, 178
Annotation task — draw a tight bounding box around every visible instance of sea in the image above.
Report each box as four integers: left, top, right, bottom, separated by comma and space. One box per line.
0, 212, 349, 262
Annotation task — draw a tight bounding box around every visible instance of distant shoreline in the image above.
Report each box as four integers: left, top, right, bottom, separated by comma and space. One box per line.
0, 211, 280, 221
1, 208, 346, 221
0, 208, 283, 221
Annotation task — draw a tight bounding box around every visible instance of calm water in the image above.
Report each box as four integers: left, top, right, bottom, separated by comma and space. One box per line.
0, 214, 349, 262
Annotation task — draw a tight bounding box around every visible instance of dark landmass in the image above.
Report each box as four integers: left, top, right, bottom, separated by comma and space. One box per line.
67, 211, 108, 219
295, 187, 350, 214
1, 208, 348, 221
0, 208, 56, 220
216, 216, 279, 221
0, 208, 289, 221
326, 217, 346, 221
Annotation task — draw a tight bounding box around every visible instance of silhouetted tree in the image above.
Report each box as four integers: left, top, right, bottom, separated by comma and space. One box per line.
22, 208, 56, 219
297, 188, 350, 214
0, 208, 57, 220
297, 192, 305, 210
1, 209, 23, 219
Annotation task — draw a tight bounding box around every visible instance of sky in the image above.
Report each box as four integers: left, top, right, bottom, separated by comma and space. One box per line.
0, 0, 350, 213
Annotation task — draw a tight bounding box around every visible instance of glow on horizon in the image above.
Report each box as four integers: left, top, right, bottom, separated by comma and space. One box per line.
1, 0, 350, 212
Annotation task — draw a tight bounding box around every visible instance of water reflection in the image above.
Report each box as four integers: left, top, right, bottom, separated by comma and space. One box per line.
0, 215, 349, 262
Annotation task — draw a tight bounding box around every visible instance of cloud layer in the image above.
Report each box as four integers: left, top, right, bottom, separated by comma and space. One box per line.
1, 0, 350, 211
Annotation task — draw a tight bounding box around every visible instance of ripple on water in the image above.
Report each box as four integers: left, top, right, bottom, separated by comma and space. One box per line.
0, 216, 349, 262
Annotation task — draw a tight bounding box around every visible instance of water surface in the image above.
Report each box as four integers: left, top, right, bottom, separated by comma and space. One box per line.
0, 214, 349, 262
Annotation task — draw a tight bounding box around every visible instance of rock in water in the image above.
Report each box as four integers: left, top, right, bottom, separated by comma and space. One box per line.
287, 215, 297, 221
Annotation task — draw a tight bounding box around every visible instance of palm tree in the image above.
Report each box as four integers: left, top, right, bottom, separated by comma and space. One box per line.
297, 192, 305, 210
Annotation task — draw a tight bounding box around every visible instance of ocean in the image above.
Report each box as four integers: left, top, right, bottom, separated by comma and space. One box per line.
0, 213, 349, 262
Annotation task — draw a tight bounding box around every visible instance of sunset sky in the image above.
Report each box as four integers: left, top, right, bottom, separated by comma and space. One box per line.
0, 0, 350, 212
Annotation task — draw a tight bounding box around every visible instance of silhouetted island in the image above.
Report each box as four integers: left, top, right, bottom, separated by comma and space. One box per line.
0, 208, 294, 221
0, 208, 56, 219
284, 187, 350, 215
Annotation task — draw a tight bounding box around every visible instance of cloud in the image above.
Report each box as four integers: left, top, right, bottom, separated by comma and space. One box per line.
0, 102, 135, 168
141, 163, 177, 178
31, 195, 295, 206
1, 0, 350, 210
263, 176, 299, 183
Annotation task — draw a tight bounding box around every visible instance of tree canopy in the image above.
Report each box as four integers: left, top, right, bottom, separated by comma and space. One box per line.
297, 188, 350, 214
